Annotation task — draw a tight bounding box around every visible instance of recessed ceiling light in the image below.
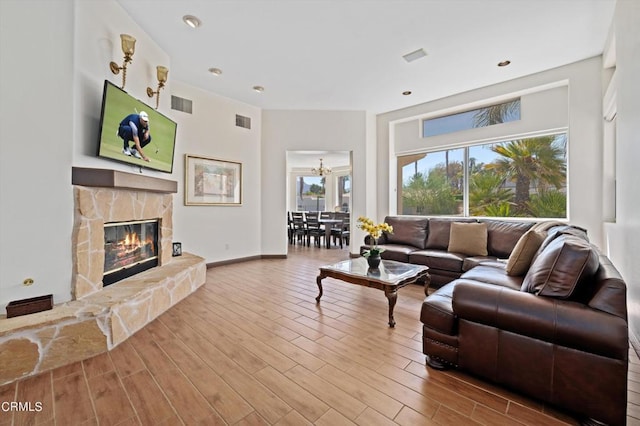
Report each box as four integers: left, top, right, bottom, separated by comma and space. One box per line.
253, 85, 265, 93
402, 91, 412, 96
497, 60, 511, 67
183, 15, 201, 28
402, 48, 427, 63
208, 67, 222, 76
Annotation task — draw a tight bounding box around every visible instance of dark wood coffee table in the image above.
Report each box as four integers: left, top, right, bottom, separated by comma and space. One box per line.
316, 258, 430, 327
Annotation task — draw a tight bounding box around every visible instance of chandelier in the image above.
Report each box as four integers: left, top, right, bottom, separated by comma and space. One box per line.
311, 158, 332, 176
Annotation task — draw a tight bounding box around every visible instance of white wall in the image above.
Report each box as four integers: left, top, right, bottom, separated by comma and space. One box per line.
261, 110, 370, 256
0, 0, 75, 309
606, 0, 640, 339
377, 57, 605, 249
171, 81, 262, 262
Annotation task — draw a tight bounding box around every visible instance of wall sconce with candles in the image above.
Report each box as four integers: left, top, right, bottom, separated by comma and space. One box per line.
109, 34, 136, 89
147, 66, 169, 109
311, 158, 332, 177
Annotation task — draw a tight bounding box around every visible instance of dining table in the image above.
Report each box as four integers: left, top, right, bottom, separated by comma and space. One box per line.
318, 218, 342, 248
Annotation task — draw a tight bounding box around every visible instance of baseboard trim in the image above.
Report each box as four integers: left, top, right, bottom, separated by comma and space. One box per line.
206, 254, 287, 268
261, 254, 288, 260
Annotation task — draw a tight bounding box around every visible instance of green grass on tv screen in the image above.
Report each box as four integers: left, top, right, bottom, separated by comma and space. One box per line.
98, 81, 177, 173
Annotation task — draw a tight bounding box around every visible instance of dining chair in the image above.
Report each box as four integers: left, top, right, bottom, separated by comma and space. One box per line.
305, 215, 324, 247
331, 213, 350, 249
287, 211, 294, 244
291, 212, 307, 245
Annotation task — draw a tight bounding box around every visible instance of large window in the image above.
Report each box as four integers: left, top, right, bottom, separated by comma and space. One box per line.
295, 176, 326, 211
336, 175, 351, 212
400, 149, 464, 216
398, 133, 567, 218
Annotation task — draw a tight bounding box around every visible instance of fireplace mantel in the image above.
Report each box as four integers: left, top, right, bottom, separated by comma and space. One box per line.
72, 167, 177, 193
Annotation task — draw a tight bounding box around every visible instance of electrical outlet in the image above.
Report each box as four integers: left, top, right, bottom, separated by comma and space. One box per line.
23, 278, 34, 286
225, 243, 230, 250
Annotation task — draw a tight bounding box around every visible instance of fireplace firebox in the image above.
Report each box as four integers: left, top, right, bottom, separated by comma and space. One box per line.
103, 219, 159, 286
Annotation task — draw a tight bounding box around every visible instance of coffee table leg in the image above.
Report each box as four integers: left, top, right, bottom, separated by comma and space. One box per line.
316, 275, 324, 303
384, 287, 397, 328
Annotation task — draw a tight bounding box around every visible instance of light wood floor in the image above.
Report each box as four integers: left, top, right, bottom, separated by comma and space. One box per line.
1, 244, 638, 425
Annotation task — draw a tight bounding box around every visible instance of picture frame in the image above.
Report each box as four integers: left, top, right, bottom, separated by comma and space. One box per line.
185, 154, 242, 206
172, 242, 182, 257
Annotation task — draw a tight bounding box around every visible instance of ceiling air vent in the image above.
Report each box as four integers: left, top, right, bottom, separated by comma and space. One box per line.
236, 114, 251, 129
171, 95, 193, 114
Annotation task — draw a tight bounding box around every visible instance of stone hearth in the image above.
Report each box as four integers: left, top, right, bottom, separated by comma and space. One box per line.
0, 168, 206, 385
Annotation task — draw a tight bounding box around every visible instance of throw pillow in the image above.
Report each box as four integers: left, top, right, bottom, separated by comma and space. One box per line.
521, 235, 599, 298
447, 222, 488, 256
425, 218, 476, 250
505, 230, 545, 276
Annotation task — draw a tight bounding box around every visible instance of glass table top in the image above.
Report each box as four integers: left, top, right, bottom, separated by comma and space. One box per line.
320, 258, 428, 284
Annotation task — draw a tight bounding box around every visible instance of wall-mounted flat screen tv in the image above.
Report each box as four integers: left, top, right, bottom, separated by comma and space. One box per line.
97, 80, 177, 173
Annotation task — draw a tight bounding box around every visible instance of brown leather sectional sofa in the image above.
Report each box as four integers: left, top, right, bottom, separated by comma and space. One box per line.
361, 216, 629, 425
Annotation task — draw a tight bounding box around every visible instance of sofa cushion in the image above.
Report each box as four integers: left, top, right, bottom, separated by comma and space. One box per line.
461, 265, 524, 291
531, 225, 590, 266
521, 235, 599, 299
505, 230, 546, 276
448, 222, 488, 256
482, 220, 533, 258
409, 250, 465, 272
383, 216, 429, 249
462, 256, 501, 272
425, 218, 476, 250
376, 244, 417, 263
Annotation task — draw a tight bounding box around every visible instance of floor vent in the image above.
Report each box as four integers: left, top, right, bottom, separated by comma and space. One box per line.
171, 95, 193, 114
236, 114, 251, 129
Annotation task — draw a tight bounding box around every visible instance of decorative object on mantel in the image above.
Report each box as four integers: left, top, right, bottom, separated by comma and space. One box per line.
109, 34, 136, 89
6, 294, 53, 318
172, 242, 182, 257
311, 158, 332, 177
147, 65, 169, 109
357, 216, 393, 269
184, 154, 243, 206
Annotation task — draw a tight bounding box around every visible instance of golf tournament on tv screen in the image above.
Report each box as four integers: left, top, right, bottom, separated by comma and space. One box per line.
97, 80, 177, 173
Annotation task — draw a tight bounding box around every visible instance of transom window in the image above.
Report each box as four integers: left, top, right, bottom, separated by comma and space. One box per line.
423, 99, 521, 137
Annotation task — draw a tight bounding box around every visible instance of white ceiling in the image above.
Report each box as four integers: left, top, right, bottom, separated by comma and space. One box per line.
116, 0, 615, 114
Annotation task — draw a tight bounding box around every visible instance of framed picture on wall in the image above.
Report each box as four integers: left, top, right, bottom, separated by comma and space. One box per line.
185, 154, 242, 206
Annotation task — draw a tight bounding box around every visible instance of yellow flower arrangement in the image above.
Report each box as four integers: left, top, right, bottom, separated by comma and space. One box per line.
357, 216, 393, 258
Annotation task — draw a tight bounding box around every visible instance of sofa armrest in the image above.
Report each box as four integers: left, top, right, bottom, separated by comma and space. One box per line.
452, 281, 628, 360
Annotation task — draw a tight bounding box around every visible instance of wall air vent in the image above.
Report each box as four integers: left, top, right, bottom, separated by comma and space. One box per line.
171, 95, 193, 114
236, 114, 251, 129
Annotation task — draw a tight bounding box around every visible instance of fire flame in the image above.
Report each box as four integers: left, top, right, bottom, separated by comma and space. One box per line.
115, 231, 155, 258
124, 232, 140, 248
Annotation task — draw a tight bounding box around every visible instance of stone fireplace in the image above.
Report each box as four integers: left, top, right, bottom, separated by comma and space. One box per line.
0, 167, 206, 385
